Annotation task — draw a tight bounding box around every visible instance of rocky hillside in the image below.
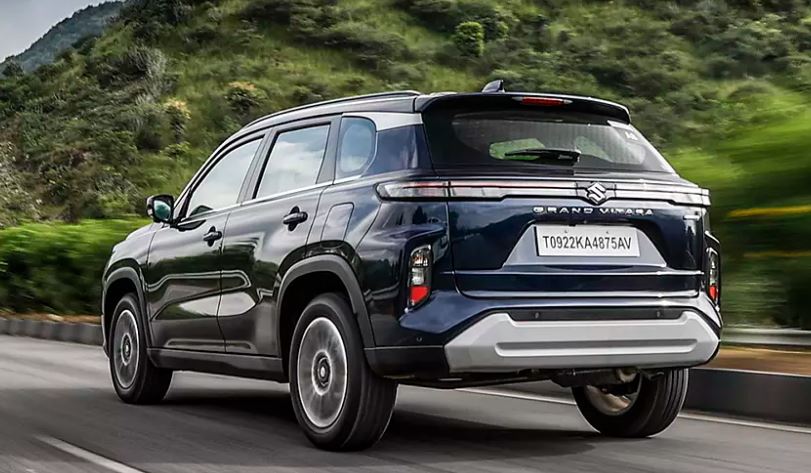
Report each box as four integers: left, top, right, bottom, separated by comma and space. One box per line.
2, 1, 125, 73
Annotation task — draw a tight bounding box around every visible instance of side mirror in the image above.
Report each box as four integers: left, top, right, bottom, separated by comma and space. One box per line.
146, 194, 175, 224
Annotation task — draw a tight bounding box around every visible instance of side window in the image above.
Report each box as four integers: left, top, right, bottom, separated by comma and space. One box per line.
364, 125, 422, 175
185, 139, 261, 218
255, 125, 329, 198
337, 118, 376, 179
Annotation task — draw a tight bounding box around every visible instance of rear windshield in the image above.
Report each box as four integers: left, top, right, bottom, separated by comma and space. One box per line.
422, 109, 675, 173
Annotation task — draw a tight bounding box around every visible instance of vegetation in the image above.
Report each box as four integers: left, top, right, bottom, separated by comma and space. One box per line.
1, 2, 124, 73
1, 0, 811, 326
0, 219, 145, 314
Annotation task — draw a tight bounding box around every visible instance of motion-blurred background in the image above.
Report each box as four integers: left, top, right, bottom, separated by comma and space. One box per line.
1, 0, 810, 332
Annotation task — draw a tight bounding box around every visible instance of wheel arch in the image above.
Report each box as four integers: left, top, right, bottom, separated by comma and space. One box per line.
276, 255, 374, 372
102, 266, 149, 355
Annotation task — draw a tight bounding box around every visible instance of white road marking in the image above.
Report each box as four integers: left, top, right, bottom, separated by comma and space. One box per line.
460, 387, 811, 435
37, 436, 145, 473
461, 388, 576, 406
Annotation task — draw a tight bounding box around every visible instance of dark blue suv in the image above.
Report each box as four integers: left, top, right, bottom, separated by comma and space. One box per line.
102, 85, 721, 450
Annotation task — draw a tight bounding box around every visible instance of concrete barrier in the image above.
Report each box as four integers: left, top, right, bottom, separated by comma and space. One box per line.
0, 317, 102, 346
514, 368, 810, 425
686, 368, 811, 424
508, 368, 811, 426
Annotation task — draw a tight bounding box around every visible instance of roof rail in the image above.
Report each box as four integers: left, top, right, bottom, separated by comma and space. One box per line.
246, 90, 422, 128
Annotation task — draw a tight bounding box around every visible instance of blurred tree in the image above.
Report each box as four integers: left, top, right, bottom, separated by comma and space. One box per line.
1, 60, 23, 78
453, 21, 486, 57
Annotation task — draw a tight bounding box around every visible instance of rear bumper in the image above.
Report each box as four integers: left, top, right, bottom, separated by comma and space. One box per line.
366, 293, 721, 379
444, 310, 719, 373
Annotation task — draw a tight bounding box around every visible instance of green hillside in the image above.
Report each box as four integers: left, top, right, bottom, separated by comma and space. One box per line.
1, 0, 811, 326
1, 1, 124, 73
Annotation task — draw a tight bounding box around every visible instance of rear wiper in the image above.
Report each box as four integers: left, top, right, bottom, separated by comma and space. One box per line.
503, 148, 581, 164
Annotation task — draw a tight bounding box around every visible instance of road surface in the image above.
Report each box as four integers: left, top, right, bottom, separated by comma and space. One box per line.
0, 335, 808, 473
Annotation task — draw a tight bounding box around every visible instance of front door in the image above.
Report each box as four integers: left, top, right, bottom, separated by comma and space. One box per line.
145, 137, 263, 352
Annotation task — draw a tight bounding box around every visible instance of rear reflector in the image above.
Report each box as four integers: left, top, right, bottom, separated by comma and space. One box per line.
409, 285, 430, 306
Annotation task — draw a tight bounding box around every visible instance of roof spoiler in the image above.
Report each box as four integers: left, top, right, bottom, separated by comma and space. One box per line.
415, 90, 632, 123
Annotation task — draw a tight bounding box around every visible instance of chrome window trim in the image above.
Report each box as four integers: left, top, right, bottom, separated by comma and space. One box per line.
343, 112, 423, 131
240, 181, 332, 207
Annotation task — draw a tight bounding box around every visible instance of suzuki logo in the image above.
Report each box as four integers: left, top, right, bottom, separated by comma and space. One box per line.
586, 183, 608, 205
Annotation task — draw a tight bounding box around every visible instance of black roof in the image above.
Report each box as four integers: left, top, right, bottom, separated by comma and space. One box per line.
240, 90, 632, 134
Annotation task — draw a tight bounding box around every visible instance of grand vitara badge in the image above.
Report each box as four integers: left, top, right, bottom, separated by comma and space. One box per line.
533, 206, 654, 216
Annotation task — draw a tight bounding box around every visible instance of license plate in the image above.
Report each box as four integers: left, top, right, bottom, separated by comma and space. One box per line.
535, 225, 640, 257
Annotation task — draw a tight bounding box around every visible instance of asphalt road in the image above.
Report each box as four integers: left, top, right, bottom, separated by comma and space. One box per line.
1, 335, 808, 473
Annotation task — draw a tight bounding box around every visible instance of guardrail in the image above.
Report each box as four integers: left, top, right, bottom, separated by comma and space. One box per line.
723, 327, 811, 348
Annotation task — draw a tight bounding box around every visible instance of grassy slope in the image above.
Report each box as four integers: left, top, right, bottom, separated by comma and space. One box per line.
1, 0, 811, 324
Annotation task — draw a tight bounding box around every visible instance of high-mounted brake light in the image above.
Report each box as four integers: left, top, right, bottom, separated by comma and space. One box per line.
707, 249, 720, 305
518, 96, 572, 106
407, 245, 432, 308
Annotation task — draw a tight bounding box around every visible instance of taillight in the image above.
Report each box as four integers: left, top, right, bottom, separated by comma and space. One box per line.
408, 245, 432, 308
707, 249, 720, 305
377, 181, 449, 199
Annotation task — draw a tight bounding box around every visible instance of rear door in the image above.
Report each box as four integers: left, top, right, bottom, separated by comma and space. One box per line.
421, 98, 709, 298
217, 117, 337, 356
146, 136, 263, 351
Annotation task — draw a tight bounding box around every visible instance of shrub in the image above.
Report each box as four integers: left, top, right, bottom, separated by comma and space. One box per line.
164, 98, 191, 143
0, 219, 147, 314
0, 142, 38, 226
1, 60, 23, 78
224, 81, 267, 114
453, 21, 485, 57
399, 0, 513, 40
321, 23, 410, 66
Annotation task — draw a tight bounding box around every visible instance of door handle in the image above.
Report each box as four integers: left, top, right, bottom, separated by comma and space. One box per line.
202, 227, 223, 244
282, 207, 308, 229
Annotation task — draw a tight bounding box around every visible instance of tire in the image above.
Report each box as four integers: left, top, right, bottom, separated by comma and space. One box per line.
572, 369, 688, 438
109, 294, 173, 404
289, 293, 397, 451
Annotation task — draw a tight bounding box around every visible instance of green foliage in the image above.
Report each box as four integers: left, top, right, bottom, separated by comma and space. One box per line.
673, 92, 811, 328
399, 0, 513, 40
453, 21, 485, 57
163, 99, 191, 143
1, 0, 811, 325
1, 61, 24, 78
224, 81, 268, 114
0, 219, 146, 314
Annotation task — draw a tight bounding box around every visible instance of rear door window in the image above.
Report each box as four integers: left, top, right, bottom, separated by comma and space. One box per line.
255, 125, 330, 198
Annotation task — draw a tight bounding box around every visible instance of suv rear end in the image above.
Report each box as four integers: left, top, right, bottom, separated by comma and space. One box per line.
361, 90, 720, 437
